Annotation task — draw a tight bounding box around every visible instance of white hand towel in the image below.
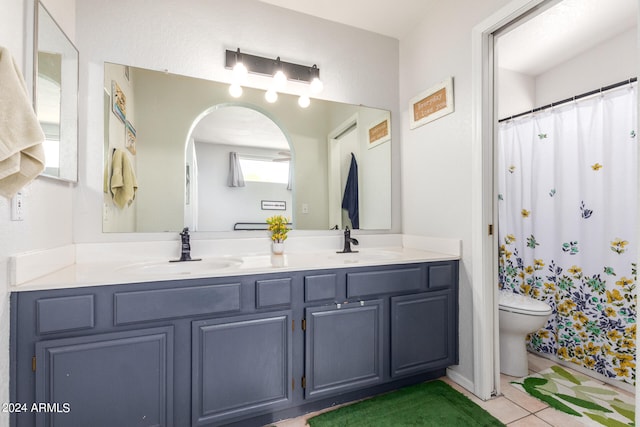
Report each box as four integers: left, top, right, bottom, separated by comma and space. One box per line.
0, 46, 46, 198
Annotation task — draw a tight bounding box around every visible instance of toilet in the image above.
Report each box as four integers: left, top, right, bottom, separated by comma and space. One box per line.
498, 290, 552, 377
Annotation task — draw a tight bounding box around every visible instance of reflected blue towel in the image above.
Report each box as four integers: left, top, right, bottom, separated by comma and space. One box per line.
341, 153, 359, 229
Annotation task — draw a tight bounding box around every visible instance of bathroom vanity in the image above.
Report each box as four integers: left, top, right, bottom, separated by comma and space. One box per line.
10, 254, 458, 427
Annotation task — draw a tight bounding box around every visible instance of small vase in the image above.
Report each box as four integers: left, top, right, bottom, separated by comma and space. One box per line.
271, 241, 285, 255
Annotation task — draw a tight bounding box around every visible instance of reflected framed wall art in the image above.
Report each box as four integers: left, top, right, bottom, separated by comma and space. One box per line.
367, 112, 391, 149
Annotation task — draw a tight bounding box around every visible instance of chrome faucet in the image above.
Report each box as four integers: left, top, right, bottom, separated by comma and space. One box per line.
337, 226, 359, 254
171, 227, 201, 262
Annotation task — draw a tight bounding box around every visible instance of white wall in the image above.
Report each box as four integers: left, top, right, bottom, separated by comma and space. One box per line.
75, 0, 401, 242
399, 0, 513, 389
535, 27, 637, 106
401, 0, 638, 394
0, 1, 76, 425
498, 27, 637, 119
497, 68, 535, 118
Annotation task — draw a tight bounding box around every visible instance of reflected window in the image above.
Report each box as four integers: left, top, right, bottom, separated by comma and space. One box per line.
239, 157, 289, 184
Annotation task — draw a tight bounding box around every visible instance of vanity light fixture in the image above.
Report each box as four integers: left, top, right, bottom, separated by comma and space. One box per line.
224, 49, 322, 106
231, 48, 248, 82
229, 48, 247, 98
273, 57, 287, 90
309, 64, 323, 95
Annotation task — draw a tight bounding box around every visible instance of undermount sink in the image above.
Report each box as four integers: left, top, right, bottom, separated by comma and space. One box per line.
118, 258, 243, 276
328, 250, 402, 263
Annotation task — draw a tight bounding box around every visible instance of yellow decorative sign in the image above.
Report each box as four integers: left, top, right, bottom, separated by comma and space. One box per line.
367, 113, 391, 149
410, 77, 454, 129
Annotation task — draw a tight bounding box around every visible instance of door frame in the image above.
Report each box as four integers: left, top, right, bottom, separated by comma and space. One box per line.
470, 0, 548, 400
327, 114, 359, 230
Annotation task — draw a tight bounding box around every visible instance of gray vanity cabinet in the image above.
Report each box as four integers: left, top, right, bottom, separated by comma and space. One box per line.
11, 260, 458, 427
34, 326, 174, 427
191, 311, 293, 426
304, 300, 384, 399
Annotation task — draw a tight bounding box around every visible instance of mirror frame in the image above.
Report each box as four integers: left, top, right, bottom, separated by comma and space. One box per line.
33, 0, 79, 183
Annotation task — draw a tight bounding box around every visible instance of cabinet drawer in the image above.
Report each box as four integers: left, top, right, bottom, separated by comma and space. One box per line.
37, 295, 95, 335
304, 274, 337, 302
346, 267, 422, 297
256, 278, 292, 308
114, 283, 241, 324
428, 262, 456, 289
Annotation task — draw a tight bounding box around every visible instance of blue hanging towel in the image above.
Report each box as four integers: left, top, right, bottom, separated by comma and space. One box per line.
341, 153, 359, 229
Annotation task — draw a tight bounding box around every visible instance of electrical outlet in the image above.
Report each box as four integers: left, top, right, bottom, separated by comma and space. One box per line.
11, 192, 24, 221
302, 203, 309, 214
103, 203, 110, 222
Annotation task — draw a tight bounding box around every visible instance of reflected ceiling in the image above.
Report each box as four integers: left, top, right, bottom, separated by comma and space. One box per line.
191, 106, 289, 150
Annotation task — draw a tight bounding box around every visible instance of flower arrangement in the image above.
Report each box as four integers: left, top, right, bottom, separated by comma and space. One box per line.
266, 215, 290, 243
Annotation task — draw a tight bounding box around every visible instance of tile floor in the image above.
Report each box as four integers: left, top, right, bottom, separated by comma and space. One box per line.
271, 352, 635, 426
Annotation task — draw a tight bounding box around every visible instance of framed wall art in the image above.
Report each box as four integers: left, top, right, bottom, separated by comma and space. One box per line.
111, 80, 126, 122
367, 112, 391, 149
125, 120, 136, 155
409, 77, 454, 129
261, 200, 286, 211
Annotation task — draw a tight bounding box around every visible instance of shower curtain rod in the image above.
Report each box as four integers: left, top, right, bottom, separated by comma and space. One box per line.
498, 77, 637, 123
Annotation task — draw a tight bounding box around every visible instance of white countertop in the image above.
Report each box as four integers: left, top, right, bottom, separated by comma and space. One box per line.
10, 234, 461, 292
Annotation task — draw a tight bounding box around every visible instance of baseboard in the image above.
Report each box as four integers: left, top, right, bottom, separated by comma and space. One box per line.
446, 368, 477, 397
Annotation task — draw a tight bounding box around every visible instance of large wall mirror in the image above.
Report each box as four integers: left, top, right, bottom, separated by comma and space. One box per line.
103, 63, 391, 233
34, 1, 78, 182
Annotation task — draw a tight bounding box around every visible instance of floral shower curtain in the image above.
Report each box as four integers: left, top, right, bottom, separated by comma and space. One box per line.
498, 83, 638, 385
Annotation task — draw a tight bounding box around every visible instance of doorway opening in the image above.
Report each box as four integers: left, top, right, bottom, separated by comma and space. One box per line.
472, 0, 639, 400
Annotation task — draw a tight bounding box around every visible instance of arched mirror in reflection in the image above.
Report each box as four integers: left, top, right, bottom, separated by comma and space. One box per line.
102, 63, 391, 232
185, 106, 293, 231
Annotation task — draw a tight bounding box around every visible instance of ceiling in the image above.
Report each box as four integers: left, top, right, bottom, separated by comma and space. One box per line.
259, 0, 637, 77
497, 0, 637, 76
258, 0, 436, 40
198, 0, 637, 147
191, 106, 289, 150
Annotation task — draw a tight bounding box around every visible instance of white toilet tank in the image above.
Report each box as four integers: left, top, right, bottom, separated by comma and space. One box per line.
499, 290, 552, 316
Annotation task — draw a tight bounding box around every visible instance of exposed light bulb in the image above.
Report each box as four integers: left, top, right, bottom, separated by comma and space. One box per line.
273, 70, 287, 89
265, 89, 278, 103
229, 84, 243, 98
233, 62, 248, 82
310, 77, 323, 95
298, 95, 310, 108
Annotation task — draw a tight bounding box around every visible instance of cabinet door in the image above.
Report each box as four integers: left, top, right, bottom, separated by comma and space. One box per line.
391, 291, 455, 377
305, 300, 384, 399
192, 311, 293, 426
35, 326, 173, 427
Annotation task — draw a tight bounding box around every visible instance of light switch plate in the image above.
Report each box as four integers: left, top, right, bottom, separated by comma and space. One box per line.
11, 192, 24, 221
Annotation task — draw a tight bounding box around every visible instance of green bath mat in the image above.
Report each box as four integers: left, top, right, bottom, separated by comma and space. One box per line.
307, 380, 504, 426
511, 365, 635, 426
